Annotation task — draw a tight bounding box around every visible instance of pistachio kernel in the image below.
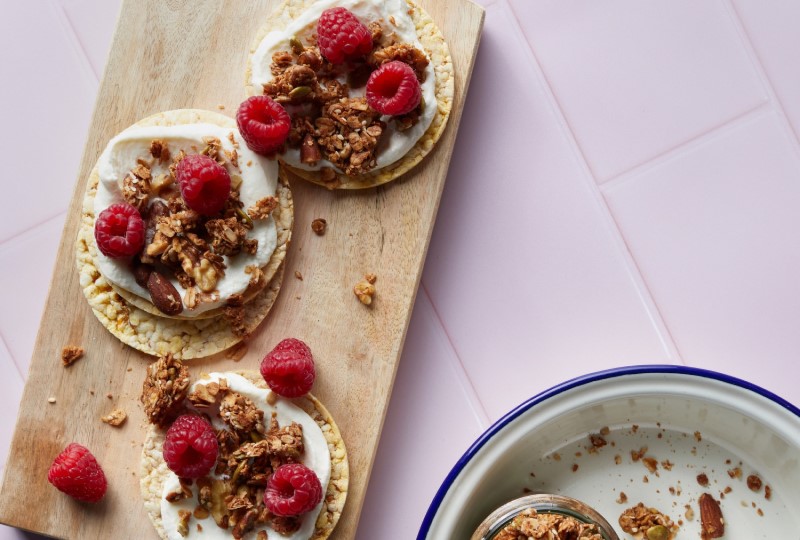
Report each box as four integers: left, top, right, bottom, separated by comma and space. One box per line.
646, 525, 670, 540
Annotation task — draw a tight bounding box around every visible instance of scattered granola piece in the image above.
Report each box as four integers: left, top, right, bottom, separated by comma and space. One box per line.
684, 504, 695, 521
106, 393, 113, 399
697, 473, 710, 487
571, 463, 579, 473
746, 474, 762, 492
101, 409, 127, 427
764, 484, 772, 500
631, 446, 648, 462
727, 466, 742, 479
354, 278, 376, 305
619, 503, 677, 540
48, 397, 56, 404
61, 345, 85, 367
694, 431, 702, 442
311, 218, 327, 235
616, 491, 628, 504
217, 104, 225, 110
589, 433, 607, 448
642, 457, 659, 474
295, 270, 303, 280
698, 493, 724, 539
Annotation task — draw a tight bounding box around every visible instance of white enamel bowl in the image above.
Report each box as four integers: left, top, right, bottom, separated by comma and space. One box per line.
419, 366, 800, 539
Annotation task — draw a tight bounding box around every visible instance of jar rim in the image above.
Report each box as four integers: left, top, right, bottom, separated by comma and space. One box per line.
470, 493, 621, 540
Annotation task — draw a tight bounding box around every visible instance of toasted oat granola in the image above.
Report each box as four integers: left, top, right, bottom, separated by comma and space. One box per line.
140, 354, 190, 427
61, 345, 84, 367
494, 508, 603, 540
618, 502, 677, 540
101, 408, 128, 427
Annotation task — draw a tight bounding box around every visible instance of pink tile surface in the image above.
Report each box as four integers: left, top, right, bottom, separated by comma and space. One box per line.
59, 0, 121, 79
508, 0, 767, 182
422, 2, 675, 421
0, 1, 96, 244
603, 110, 800, 403
0, 213, 66, 373
357, 292, 485, 539
4, 0, 800, 537
730, 0, 800, 141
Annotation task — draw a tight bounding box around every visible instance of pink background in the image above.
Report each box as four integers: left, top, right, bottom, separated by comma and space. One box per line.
2, 0, 800, 538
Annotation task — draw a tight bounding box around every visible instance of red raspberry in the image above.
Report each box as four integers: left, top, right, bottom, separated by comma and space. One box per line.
94, 203, 145, 258
317, 7, 373, 64
175, 154, 231, 216
162, 415, 218, 479
236, 96, 291, 156
47, 443, 107, 503
260, 338, 316, 398
265, 463, 323, 516
366, 60, 422, 116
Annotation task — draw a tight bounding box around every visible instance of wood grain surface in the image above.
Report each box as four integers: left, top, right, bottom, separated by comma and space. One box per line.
0, 0, 483, 538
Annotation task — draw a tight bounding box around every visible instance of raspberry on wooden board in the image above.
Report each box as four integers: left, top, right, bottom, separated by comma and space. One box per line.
47, 443, 107, 503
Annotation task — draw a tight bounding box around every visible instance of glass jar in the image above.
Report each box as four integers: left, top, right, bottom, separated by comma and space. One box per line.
470, 493, 620, 540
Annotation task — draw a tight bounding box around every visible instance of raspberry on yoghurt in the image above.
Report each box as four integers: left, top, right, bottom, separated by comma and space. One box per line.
248, 0, 437, 178
92, 117, 282, 321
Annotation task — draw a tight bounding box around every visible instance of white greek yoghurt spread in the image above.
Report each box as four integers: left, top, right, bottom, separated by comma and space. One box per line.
93, 123, 279, 316
160, 373, 331, 540
250, 0, 436, 174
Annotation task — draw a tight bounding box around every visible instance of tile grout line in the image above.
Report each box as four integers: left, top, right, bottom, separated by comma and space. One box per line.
504, 0, 686, 364
722, 0, 800, 160
0, 212, 67, 257
49, 0, 101, 84
420, 284, 492, 428
0, 330, 26, 383
599, 102, 770, 192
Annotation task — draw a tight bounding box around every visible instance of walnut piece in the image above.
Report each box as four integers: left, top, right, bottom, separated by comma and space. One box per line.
140, 354, 190, 427
101, 409, 127, 427
354, 278, 376, 305
61, 345, 84, 367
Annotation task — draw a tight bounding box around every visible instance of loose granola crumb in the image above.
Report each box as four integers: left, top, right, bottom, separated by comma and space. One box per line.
61, 345, 84, 367
697, 473, 710, 487
47, 397, 56, 404
354, 278, 376, 305
764, 484, 772, 500
365, 273, 377, 284
727, 466, 742, 479
311, 218, 327, 235
217, 104, 225, 110
746, 474, 762, 492
106, 393, 113, 399
589, 433, 607, 448
295, 271, 303, 280
101, 409, 127, 427
616, 491, 628, 504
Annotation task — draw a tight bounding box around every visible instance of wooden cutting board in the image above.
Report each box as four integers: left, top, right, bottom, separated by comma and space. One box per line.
0, 0, 483, 538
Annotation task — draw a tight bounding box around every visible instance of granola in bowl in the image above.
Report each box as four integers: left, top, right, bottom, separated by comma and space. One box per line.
75, 109, 293, 358
244, 0, 454, 189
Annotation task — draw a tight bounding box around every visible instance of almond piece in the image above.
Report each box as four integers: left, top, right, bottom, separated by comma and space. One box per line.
699, 493, 724, 539
147, 271, 183, 315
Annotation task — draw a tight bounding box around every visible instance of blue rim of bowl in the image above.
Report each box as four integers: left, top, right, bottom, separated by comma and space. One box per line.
417, 364, 800, 539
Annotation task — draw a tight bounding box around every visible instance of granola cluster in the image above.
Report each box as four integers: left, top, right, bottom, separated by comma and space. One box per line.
618, 503, 677, 540
263, 19, 429, 177
140, 354, 191, 427
119, 137, 276, 318
144, 361, 317, 539
494, 508, 603, 540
